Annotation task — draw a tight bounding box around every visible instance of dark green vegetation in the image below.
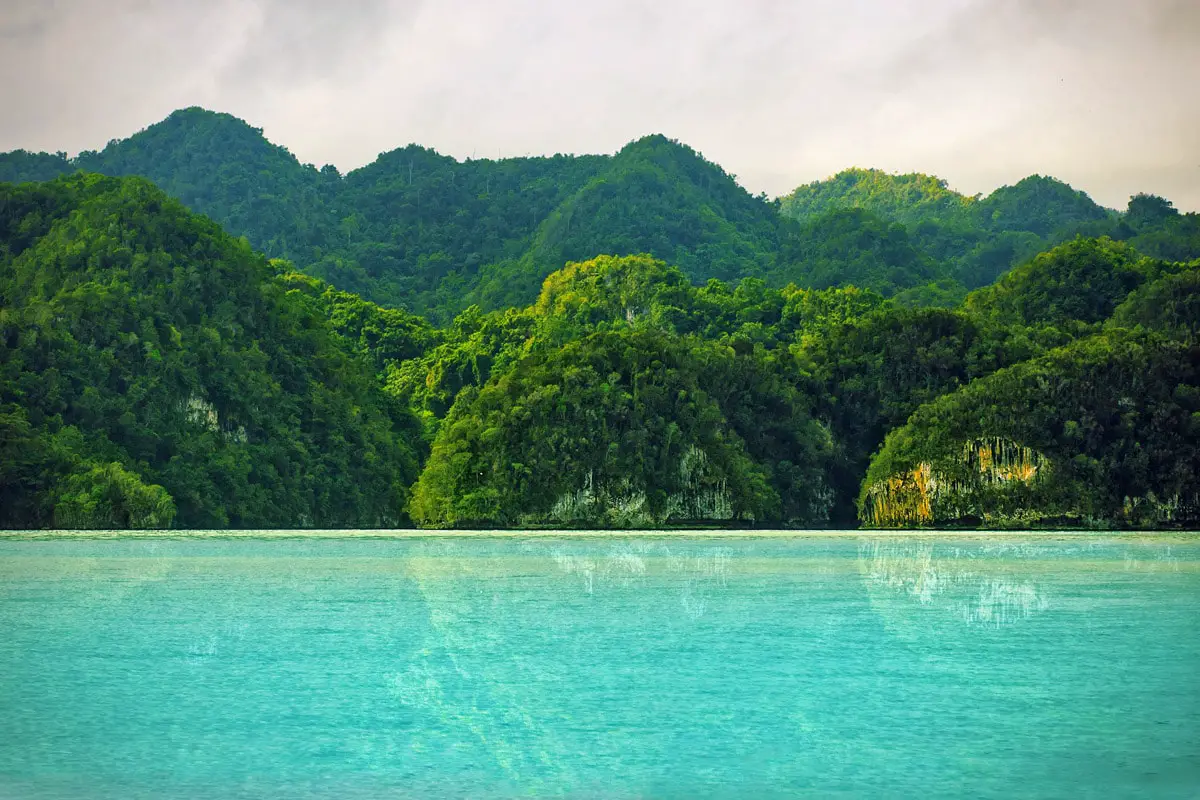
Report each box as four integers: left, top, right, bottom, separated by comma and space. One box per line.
2, 108, 1198, 529
779, 169, 1195, 296
862, 333, 1200, 528
0, 175, 420, 528
11, 108, 1198, 323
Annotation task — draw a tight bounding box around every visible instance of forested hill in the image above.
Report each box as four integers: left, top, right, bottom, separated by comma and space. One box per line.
0, 109, 334, 261
2, 171, 1198, 529
780, 169, 1199, 291
0, 174, 423, 529
463, 133, 782, 311
4, 107, 1198, 321
3, 111, 1199, 531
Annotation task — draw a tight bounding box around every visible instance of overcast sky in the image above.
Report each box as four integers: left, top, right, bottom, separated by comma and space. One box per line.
2, 0, 1197, 209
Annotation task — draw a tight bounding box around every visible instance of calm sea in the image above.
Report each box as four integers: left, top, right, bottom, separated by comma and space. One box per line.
0, 533, 1197, 798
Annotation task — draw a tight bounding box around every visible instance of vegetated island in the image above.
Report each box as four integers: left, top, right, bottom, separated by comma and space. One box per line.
2, 108, 1198, 532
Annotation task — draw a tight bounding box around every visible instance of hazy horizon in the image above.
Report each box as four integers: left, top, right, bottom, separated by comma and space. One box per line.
2, 0, 1198, 210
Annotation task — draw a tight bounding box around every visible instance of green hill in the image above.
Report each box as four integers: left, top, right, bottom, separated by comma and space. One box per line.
0, 149, 74, 184
74, 108, 336, 261
1108, 265, 1200, 341
407, 255, 835, 527
779, 167, 976, 227
0, 173, 422, 529
7, 107, 1198, 322
778, 168, 1129, 290
2, 170, 1197, 531
976, 175, 1111, 236
466, 135, 781, 310
3, 115, 1199, 532
964, 237, 1162, 328
860, 331, 1200, 528
327, 144, 607, 315
774, 208, 950, 296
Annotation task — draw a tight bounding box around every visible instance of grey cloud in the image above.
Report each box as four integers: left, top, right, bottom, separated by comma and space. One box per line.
791, 0, 1200, 207
0, 0, 1196, 210
219, 0, 419, 92
0, 2, 228, 149
0, 8, 48, 40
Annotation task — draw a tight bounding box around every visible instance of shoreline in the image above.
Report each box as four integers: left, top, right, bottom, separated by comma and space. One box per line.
2, 528, 1199, 541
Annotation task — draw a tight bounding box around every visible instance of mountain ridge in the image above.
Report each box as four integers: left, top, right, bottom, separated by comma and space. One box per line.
2, 107, 1194, 320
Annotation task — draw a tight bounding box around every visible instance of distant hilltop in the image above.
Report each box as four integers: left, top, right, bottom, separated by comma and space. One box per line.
2, 106, 1194, 321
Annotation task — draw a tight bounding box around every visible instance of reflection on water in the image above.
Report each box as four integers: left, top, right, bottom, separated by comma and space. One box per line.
1124, 544, 1183, 572
546, 540, 733, 619
383, 539, 743, 793
0, 534, 1198, 798
398, 541, 592, 792
859, 539, 1050, 626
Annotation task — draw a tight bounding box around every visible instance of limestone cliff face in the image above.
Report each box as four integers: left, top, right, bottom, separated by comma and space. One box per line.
861, 437, 1049, 528
857, 333, 1200, 530
861, 436, 1199, 528
539, 446, 742, 528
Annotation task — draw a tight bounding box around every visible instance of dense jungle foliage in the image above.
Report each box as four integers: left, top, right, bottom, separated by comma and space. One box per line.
2, 108, 1198, 529
8, 108, 1198, 322
0, 175, 421, 528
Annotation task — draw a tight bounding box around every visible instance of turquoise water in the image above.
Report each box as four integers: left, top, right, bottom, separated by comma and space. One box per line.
0, 534, 1197, 798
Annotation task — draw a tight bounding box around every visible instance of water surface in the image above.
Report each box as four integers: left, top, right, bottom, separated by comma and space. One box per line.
1, 533, 1197, 797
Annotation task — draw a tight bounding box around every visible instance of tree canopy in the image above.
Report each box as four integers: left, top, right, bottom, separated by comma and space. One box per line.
3, 109, 1198, 530
11, 107, 1195, 324
0, 174, 422, 529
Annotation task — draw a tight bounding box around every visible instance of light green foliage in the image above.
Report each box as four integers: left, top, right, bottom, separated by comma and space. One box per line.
386, 305, 539, 436
534, 253, 693, 330
276, 269, 439, 374
780, 168, 977, 227
53, 462, 175, 529
779, 168, 1121, 291
964, 237, 1158, 328
891, 279, 968, 309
